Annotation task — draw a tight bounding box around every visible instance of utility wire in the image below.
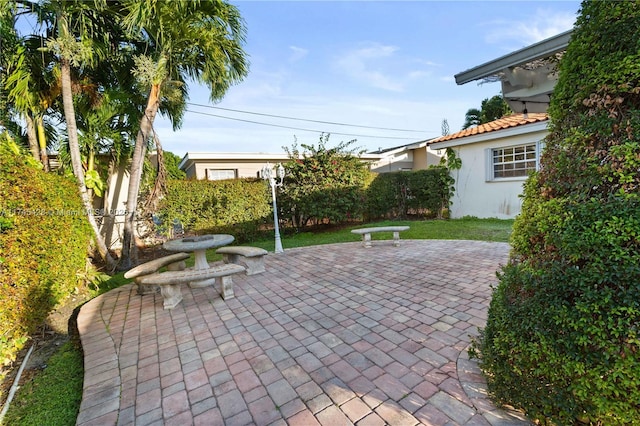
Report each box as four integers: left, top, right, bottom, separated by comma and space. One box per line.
187, 102, 430, 133
186, 109, 420, 140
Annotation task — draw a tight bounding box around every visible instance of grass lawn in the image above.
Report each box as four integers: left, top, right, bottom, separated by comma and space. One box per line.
4, 217, 513, 425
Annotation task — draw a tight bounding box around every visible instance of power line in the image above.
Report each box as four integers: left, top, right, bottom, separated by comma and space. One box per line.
185, 109, 420, 140
187, 102, 430, 133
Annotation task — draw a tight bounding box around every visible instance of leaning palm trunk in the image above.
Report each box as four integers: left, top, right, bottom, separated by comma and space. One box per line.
119, 84, 161, 270
60, 56, 117, 271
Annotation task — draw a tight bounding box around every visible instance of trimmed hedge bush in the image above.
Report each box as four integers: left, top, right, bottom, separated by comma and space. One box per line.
474, 1, 640, 423
0, 142, 92, 367
365, 168, 452, 220
156, 178, 271, 242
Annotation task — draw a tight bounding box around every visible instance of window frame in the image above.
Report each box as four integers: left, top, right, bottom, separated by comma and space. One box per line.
205, 169, 237, 181
485, 141, 543, 182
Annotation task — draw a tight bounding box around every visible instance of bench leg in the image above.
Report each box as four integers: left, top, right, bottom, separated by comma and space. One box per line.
362, 233, 372, 248
222, 253, 240, 265
220, 276, 234, 300
243, 257, 265, 275
136, 277, 159, 295
393, 231, 401, 247
160, 284, 183, 309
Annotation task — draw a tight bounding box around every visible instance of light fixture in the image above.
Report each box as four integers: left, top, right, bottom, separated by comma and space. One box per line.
523, 101, 529, 119
262, 162, 285, 254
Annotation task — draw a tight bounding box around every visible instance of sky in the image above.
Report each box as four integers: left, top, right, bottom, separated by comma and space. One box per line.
154, 1, 582, 157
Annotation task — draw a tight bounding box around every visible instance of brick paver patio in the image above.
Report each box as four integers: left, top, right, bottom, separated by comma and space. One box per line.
76, 240, 531, 425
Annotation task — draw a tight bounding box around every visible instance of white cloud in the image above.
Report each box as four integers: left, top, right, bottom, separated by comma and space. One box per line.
484, 9, 576, 48
288, 45, 308, 62
334, 43, 405, 92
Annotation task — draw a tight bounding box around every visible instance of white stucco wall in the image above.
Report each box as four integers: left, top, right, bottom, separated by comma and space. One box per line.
434, 124, 548, 219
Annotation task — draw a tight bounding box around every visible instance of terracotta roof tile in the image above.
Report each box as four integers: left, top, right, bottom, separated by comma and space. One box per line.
429, 112, 548, 143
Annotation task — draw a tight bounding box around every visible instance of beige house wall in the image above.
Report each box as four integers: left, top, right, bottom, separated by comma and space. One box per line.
187, 158, 286, 180
181, 153, 290, 180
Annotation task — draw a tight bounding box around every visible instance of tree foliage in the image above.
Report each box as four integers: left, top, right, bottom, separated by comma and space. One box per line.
475, 1, 640, 423
119, 0, 249, 269
280, 134, 370, 229
462, 95, 511, 129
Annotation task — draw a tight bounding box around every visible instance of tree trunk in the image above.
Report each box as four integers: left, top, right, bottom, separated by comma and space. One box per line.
24, 114, 40, 164
119, 83, 161, 270
36, 116, 49, 172
60, 56, 117, 271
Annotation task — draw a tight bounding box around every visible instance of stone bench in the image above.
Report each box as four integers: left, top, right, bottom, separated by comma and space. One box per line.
351, 226, 410, 248
124, 253, 245, 309
124, 252, 191, 295
216, 246, 268, 276
138, 264, 246, 309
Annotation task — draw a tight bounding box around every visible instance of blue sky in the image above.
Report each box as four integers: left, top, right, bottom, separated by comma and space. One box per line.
156, 1, 582, 157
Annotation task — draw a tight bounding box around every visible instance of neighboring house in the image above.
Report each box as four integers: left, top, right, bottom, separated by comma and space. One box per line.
178, 143, 442, 180
179, 152, 290, 180
429, 30, 571, 219
368, 140, 442, 173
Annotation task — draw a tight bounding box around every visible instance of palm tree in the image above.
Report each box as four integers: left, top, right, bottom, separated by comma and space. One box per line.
462, 95, 511, 129
1, 2, 42, 162
117, 0, 249, 269
45, 0, 135, 270
5, 36, 63, 171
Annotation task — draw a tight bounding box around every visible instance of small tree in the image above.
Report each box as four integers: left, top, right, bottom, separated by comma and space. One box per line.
475, 1, 640, 423
280, 134, 370, 229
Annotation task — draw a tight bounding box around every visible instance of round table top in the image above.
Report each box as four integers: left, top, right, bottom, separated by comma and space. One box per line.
163, 234, 234, 252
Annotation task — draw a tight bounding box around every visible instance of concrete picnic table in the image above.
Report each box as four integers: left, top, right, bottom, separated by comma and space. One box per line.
163, 234, 234, 287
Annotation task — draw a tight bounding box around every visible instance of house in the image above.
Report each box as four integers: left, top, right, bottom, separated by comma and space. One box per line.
179, 152, 291, 180
429, 30, 571, 219
178, 142, 442, 180
429, 113, 548, 219
367, 140, 442, 173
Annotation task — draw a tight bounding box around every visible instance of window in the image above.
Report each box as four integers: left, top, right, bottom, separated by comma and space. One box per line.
206, 169, 236, 180
488, 143, 539, 180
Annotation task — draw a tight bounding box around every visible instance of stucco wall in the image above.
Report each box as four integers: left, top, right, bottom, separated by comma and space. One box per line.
192, 160, 272, 180
448, 129, 548, 219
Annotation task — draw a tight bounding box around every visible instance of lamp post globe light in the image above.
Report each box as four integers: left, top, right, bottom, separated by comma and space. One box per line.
262, 162, 285, 254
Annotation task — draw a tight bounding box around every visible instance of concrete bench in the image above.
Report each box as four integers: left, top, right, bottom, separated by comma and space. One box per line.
216, 246, 268, 275
124, 252, 190, 295
137, 263, 246, 309
351, 226, 410, 248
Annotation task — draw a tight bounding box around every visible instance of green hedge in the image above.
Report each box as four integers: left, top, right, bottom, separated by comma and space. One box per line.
365, 168, 452, 220
156, 178, 271, 242
475, 1, 640, 423
155, 168, 453, 239
0, 143, 92, 366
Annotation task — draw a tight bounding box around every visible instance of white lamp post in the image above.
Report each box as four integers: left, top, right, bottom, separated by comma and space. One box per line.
262, 162, 285, 253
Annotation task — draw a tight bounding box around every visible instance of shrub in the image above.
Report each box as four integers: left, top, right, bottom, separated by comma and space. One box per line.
280, 135, 370, 229
0, 140, 92, 367
156, 178, 271, 242
365, 168, 452, 220
475, 1, 640, 423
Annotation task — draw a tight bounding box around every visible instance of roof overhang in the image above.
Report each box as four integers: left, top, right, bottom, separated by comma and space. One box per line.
455, 29, 572, 113
454, 30, 572, 85
178, 152, 290, 170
